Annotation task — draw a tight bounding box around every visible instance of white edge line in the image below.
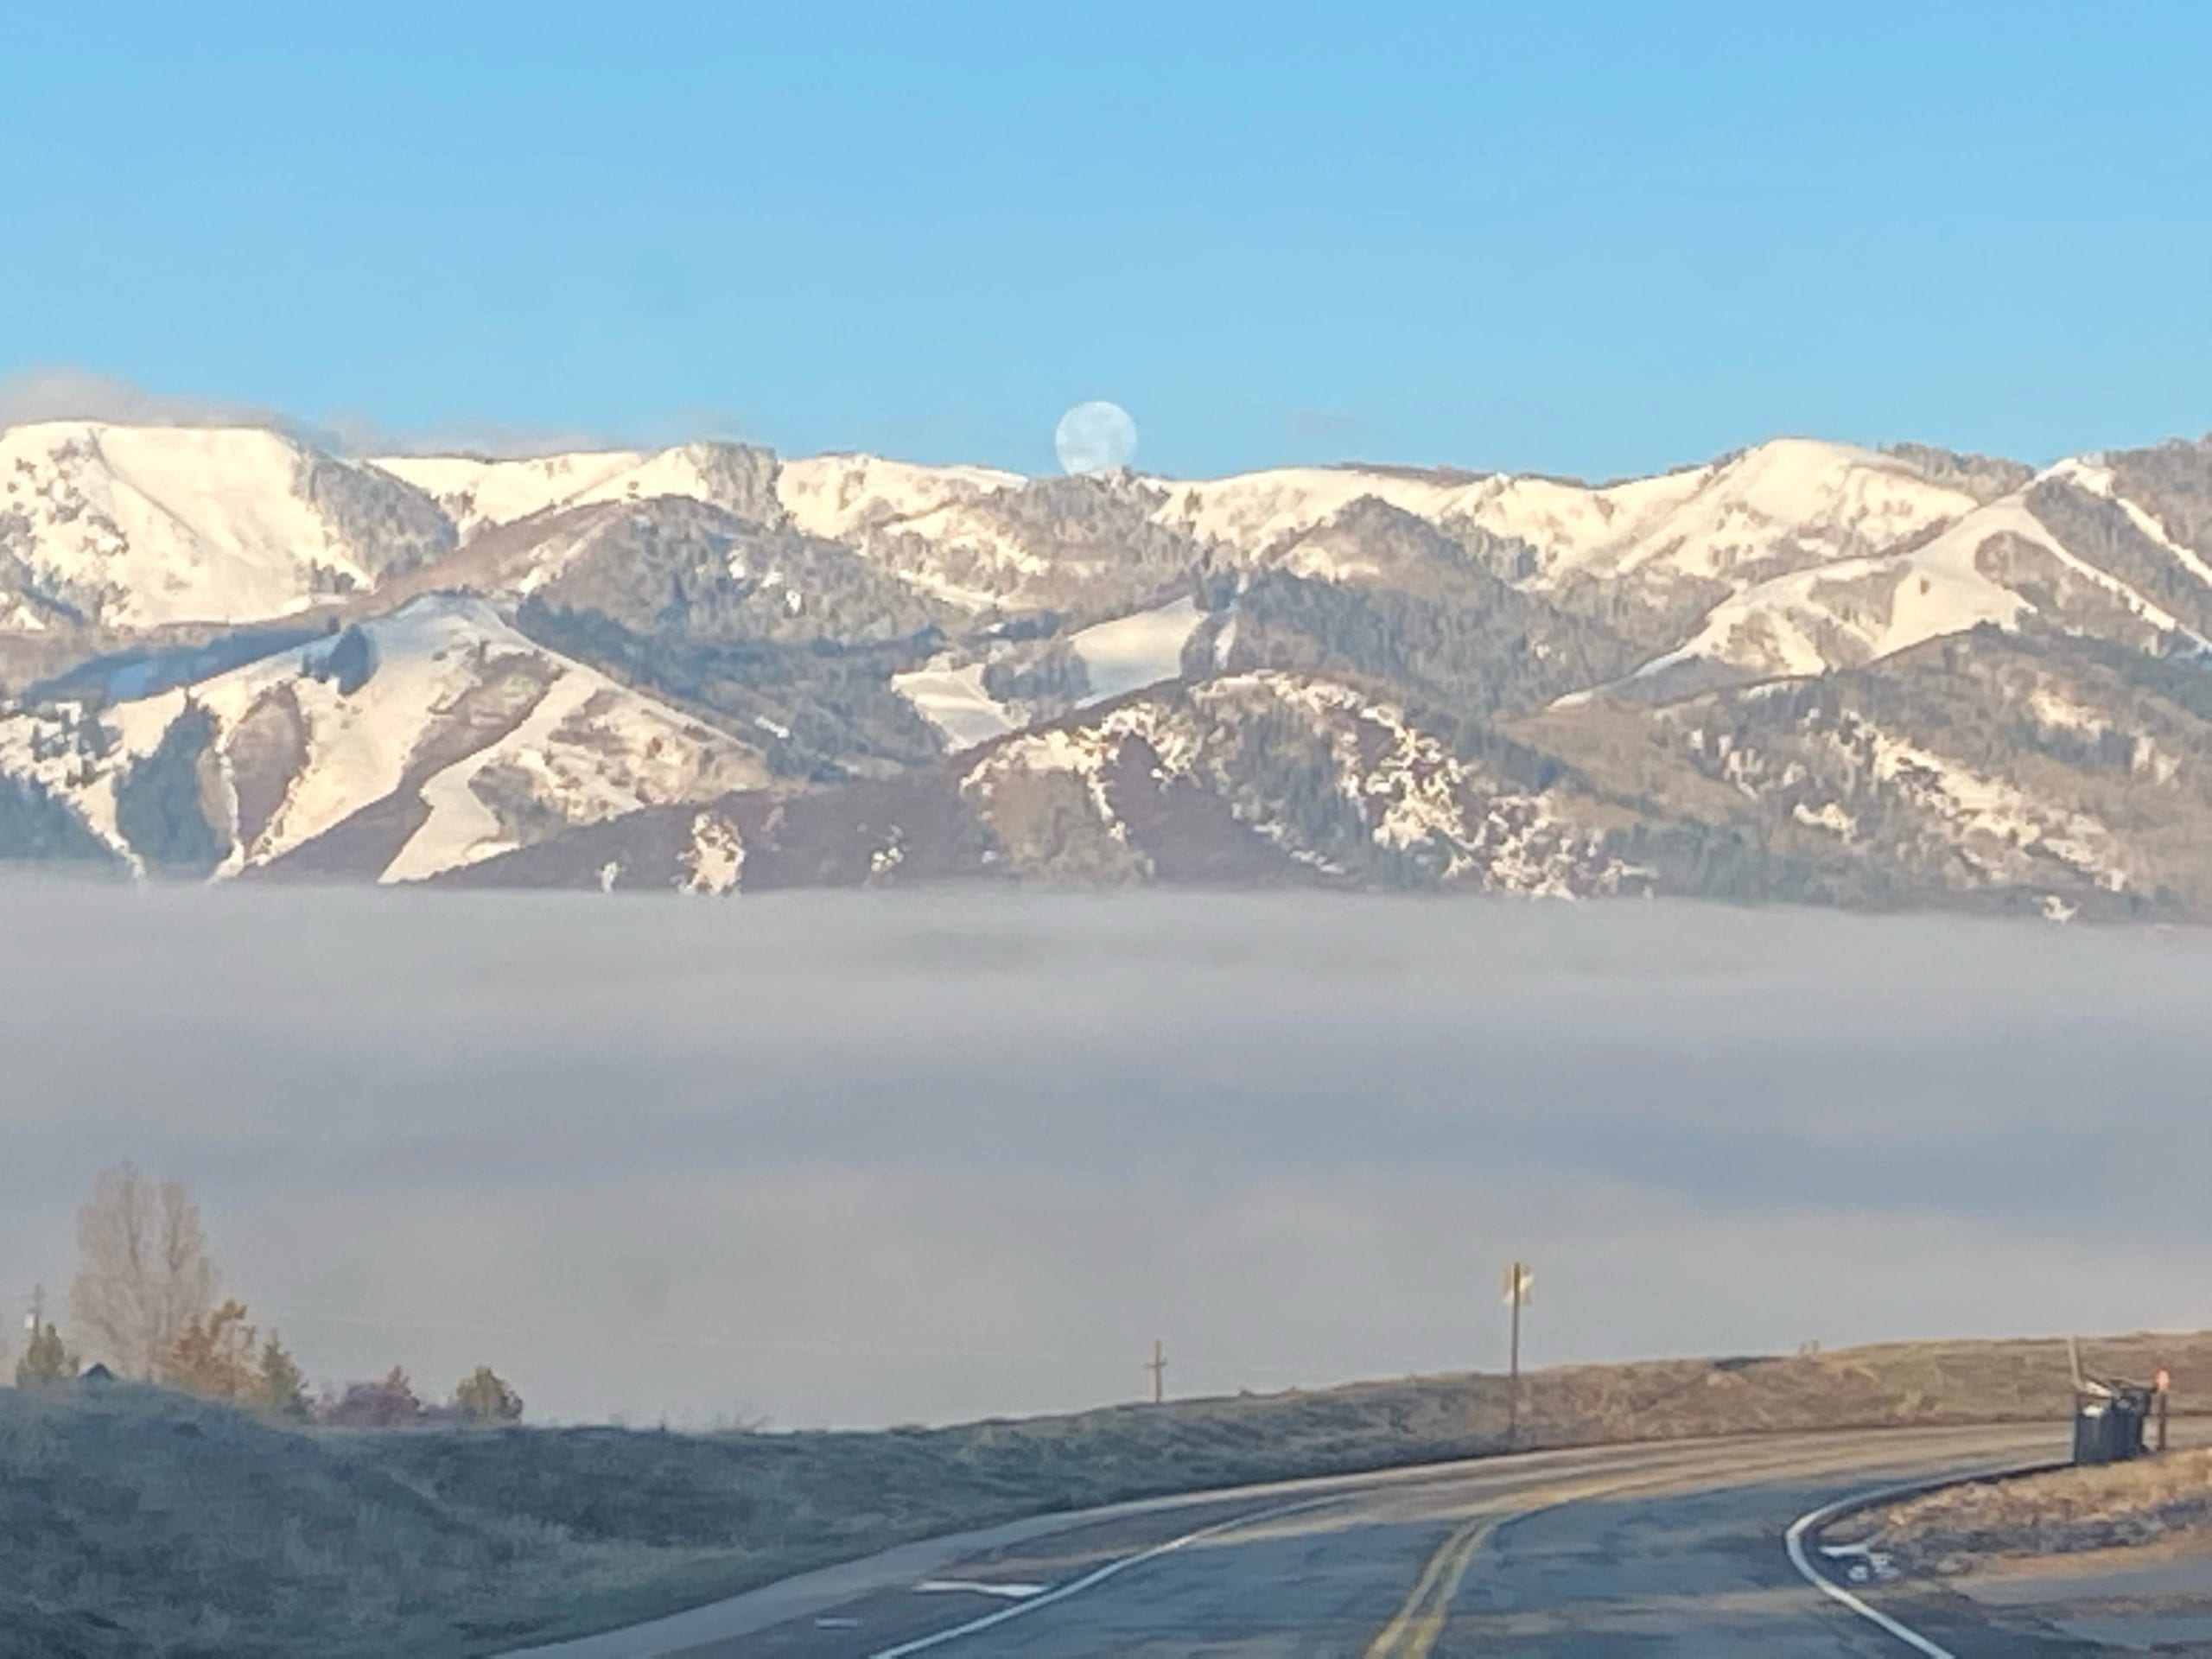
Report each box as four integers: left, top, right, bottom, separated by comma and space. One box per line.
1784, 1463, 2051, 1659
866, 1494, 1342, 1659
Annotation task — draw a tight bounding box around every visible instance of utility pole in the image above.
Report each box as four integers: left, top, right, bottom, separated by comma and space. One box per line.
1503, 1262, 1533, 1448
1146, 1338, 1166, 1406
28, 1282, 45, 1338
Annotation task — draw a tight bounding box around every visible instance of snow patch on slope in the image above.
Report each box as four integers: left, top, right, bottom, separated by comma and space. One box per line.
1866, 728, 2125, 890
1070, 595, 1205, 701
893, 595, 1210, 749
678, 811, 745, 895
889, 661, 1015, 750
2048, 456, 2212, 593
367, 451, 647, 538
775, 454, 1022, 543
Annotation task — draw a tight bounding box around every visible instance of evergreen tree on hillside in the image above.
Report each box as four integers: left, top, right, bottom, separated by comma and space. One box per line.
256, 1332, 310, 1421
16, 1319, 77, 1387
111, 702, 232, 876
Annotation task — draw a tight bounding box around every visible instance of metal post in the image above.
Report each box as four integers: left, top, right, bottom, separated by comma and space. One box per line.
1508, 1274, 1521, 1445
1503, 1261, 1531, 1449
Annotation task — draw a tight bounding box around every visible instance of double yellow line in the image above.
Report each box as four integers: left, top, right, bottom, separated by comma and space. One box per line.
1362, 1441, 1879, 1658
1362, 1511, 1502, 1658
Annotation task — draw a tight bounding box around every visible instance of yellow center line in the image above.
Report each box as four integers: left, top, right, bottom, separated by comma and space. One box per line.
1362, 1440, 1914, 1659
1363, 1513, 1502, 1658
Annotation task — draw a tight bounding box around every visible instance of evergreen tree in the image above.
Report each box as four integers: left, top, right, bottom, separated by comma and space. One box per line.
16, 1319, 77, 1387
111, 703, 231, 876
255, 1332, 310, 1422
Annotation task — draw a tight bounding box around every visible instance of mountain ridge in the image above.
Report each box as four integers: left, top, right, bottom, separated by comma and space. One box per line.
4, 416, 2210, 912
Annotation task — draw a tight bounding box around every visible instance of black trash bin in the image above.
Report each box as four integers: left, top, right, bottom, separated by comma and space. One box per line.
2073, 1383, 2151, 1465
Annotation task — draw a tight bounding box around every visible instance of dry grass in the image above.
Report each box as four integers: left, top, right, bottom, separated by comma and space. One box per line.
0, 1383, 561, 1657
1844, 1446, 2212, 1574
6, 1330, 2203, 1656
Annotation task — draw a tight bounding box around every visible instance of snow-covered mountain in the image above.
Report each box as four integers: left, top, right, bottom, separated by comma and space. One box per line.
0, 421, 452, 628
445, 668, 1639, 899
11, 420, 2202, 673
369, 442, 785, 539
1635, 457, 2212, 683
367, 445, 1020, 550
0, 594, 767, 883
5, 415, 2212, 913
1150, 437, 1962, 581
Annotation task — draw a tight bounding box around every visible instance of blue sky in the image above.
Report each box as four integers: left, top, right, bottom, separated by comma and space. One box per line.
5, 1, 2210, 478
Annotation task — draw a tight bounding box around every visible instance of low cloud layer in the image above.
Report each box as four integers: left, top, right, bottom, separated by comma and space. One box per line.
1, 884, 2206, 1426
0, 366, 297, 435
0, 366, 621, 460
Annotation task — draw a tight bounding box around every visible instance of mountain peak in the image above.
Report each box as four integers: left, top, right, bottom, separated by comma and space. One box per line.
10, 418, 2212, 916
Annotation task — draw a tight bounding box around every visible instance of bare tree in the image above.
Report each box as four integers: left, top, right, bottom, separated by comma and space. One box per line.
69, 1163, 219, 1379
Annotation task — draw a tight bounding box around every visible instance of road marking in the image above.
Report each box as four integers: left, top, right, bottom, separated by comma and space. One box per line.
1363, 1440, 1936, 1659
858, 1436, 2049, 1659
1358, 1464, 1707, 1659
1363, 1465, 1724, 1659
866, 1494, 1342, 1658
881, 1442, 1840, 1659
1363, 1514, 1500, 1658
1783, 1464, 2055, 1659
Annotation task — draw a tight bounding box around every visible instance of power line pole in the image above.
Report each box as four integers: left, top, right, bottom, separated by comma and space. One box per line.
1503, 1262, 1533, 1448
1146, 1338, 1166, 1406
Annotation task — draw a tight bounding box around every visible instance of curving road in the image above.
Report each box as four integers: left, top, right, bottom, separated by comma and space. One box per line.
514, 1423, 2095, 1659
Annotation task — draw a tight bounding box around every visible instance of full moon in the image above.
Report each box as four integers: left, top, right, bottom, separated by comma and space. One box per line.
1054, 400, 1139, 475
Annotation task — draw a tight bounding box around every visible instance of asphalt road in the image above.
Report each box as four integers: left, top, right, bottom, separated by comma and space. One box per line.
518, 1423, 2096, 1659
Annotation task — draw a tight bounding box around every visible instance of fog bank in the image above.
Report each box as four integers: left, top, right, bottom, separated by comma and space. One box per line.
1, 883, 2203, 1426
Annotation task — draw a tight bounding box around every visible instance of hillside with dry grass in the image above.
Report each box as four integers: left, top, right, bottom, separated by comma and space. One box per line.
1840, 1447, 2212, 1576
4, 1330, 2200, 1656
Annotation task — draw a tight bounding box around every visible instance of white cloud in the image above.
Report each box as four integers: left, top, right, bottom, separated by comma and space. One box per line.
0, 366, 651, 460
0, 365, 296, 433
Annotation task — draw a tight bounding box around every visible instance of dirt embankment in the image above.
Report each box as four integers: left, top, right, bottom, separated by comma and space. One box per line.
1838, 1447, 2212, 1577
